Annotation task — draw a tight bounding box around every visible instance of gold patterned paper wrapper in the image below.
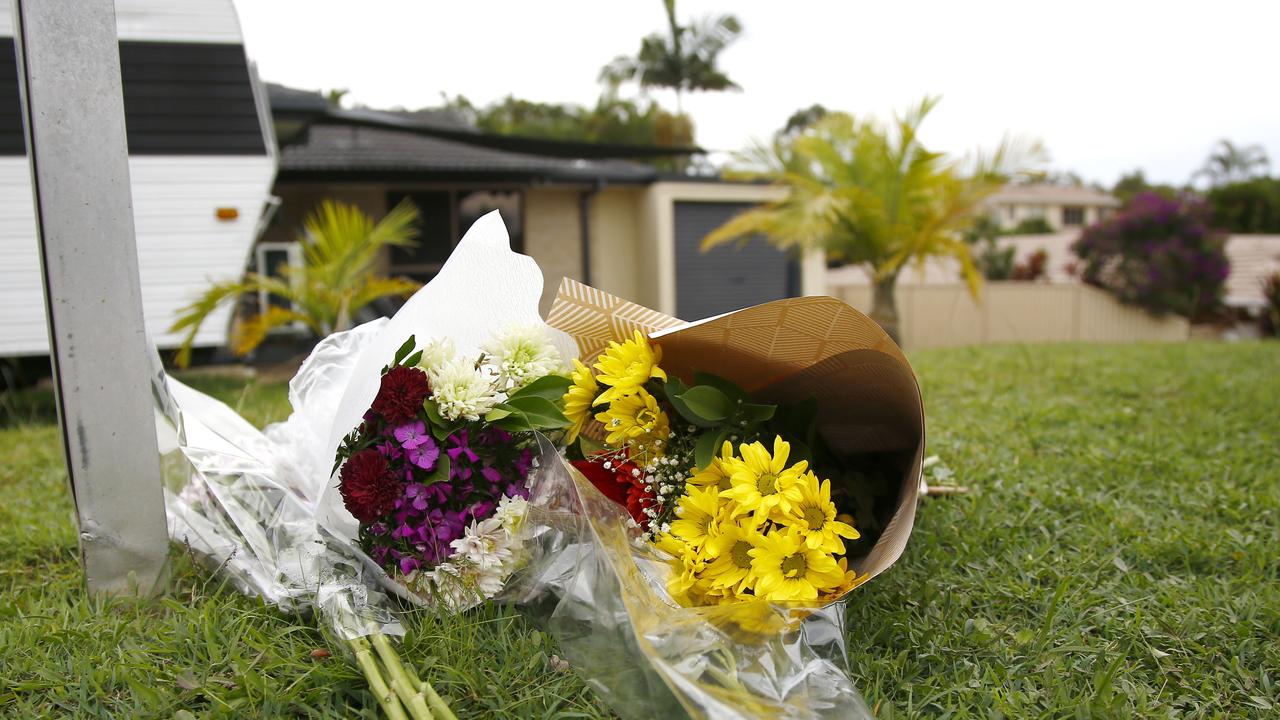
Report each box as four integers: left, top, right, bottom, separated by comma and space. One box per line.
548, 278, 923, 582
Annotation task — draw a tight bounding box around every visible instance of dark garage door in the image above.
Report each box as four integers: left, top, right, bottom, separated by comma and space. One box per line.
674, 201, 797, 320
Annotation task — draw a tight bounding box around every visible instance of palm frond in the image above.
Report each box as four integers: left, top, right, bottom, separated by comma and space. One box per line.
348, 276, 421, 316
231, 306, 309, 357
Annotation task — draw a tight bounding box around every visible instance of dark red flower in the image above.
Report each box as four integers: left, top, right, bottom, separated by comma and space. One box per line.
371, 366, 431, 425
571, 455, 654, 529
572, 458, 631, 508
339, 449, 401, 522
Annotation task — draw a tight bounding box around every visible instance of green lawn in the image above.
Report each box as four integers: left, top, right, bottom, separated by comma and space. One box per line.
2, 343, 1278, 718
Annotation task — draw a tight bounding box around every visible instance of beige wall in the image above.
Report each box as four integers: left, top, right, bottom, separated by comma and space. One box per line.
524, 185, 652, 313
524, 188, 584, 313
831, 280, 1190, 349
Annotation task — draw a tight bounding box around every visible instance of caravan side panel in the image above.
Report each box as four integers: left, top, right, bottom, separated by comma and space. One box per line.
0, 157, 275, 356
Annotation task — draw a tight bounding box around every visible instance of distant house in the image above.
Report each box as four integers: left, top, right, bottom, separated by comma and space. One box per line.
985, 184, 1120, 232
260, 85, 823, 324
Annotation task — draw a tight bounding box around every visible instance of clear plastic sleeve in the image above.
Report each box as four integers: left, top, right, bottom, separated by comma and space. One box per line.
507, 435, 874, 720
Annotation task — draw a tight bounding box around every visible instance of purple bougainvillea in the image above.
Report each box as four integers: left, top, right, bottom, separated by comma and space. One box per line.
1072, 192, 1229, 318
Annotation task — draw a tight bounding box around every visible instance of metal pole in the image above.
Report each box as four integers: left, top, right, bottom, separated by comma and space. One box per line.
12, 0, 168, 595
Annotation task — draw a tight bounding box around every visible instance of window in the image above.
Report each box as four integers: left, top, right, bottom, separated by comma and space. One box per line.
1062, 206, 1085, 226
252, 241, 305, 331
458, 190, 523, 252
386, 192, 454, 282
386, 189, 524, 282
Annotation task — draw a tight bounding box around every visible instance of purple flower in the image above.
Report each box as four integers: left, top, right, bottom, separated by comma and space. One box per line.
447, 430, 479, 464
407, 437, 439, 471
375, 441, 403, 461
400, 556, 421, 575
480, 466, 502, 486
468, 500, 495, 521
404, 483, 431, 511
515, 449, 534, 477
394, 421, 431, 450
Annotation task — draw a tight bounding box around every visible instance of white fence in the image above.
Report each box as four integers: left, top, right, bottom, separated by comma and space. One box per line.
828, 281, 1191, 349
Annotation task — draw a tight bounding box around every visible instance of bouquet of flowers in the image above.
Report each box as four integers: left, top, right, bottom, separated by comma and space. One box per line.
156, 211, 575, 720
502, 278, 926, 719
564, 331, 865, 608
332, 329, 571, 607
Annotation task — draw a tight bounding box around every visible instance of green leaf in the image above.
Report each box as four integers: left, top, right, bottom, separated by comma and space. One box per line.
740, 402, 776, 423
423, 399, 461, 440
675, 385, 732, 422
484, 405, 514, 421
666, 377, 719, 428
493, 411, 536, 433
393, 335, 416, 365
403, 350, 423, 367
419, 454, 450, 486
504, 395, 571, 429
693, 371, 749, 402
694, 428, 730, 470
507, 374, 573, 402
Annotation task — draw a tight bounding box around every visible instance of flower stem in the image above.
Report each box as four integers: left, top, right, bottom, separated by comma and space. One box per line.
349, 637, 409, 720
370, 631, 451, 720
404, 662, 458, 720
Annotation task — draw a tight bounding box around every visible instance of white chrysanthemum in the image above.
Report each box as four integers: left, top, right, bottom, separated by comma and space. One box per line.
449, 517, 513, 571
431, 357, 501, 420
481, 324, 563, 390
415, 337, 458, 379
494, 494, 529, 537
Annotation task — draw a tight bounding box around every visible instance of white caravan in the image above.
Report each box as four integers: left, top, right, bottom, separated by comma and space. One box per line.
0, 0, 277, 356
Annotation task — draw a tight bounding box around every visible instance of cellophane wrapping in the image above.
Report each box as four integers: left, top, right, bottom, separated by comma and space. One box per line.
152, 209, 888, 718
153, 210, 573, 637
506, 435, 874, 720
154, 318, 404, 640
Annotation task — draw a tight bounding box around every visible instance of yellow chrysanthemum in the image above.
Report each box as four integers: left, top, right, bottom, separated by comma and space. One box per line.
658, 534, 711, 603
721, 436, 807, 520
686, 440, 735, 493
818, 557, 869, 603
562, 359, 599, 444
749, 528, 845, 603
701, 517, 763, 595
668, 484, 721, 552
778, 472, 860, 554
592, 330, 667, 406
595, 388, 669, 455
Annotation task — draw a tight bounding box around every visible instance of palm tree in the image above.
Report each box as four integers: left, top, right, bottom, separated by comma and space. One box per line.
171, 199, 421, 366
703, 97, 1040, 342
1195, 139, 1270, 187
598, 0, 742, 114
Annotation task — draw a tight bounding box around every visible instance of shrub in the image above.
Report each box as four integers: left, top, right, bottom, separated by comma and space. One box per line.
1072, 192, 1229, 318
1009, 217, 1054, 235
1011, 249, 1048, 281
1207, 178, 1280, 233
1262, 272, 1280, 337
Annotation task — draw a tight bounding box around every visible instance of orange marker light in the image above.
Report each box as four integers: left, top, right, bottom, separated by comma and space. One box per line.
216, 207, 239, 220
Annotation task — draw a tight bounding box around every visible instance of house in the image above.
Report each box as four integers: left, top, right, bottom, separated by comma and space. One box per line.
261, 85, 824, 324
984, 183, 1120, 232
0, 0, 276, 357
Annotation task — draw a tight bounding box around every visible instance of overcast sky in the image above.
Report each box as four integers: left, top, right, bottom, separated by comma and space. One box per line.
235, 0, 1279, 187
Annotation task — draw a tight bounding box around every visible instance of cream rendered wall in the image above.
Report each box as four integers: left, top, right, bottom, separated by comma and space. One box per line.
524, 188, 584, 314
587, 187, 643, 304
